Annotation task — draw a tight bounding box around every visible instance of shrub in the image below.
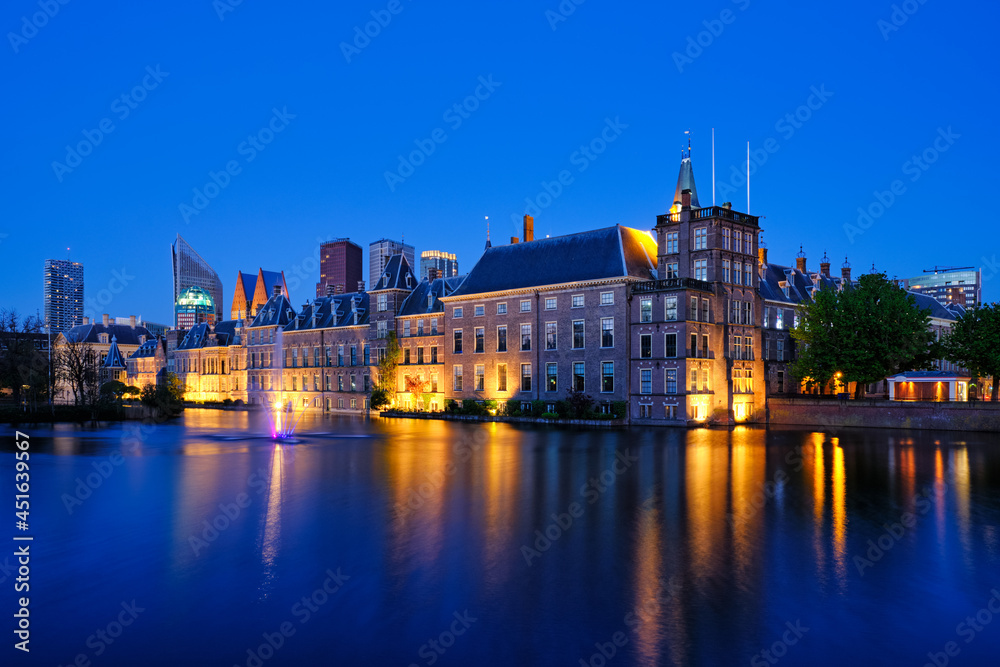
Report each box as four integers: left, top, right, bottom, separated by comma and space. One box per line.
554, 400, 571, 418
611, 401, 627, 419
369, 388, 391, 410
505, 398, 521, 416
540, 412, 559, 419
566, 391, 594, 418
531, 400, 546, 417
444, 399, 459, 413
460, 400, 487, 416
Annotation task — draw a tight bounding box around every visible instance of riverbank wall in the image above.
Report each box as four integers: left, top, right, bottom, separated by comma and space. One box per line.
767, 398, 1000, 433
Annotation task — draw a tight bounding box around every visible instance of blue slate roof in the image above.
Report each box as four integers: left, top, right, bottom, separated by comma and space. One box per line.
128, 337, 165, 359
284, 292, 370, 331
102, 336, 127, 368
371, 254, 417, 291
398, 275, 466, 317
672, 157, 700, 209
63, 322, 153, 346
888, 370, 970, 379
449, 225, 657, 297
249, 294, 296, 328
259, 270, 285, 297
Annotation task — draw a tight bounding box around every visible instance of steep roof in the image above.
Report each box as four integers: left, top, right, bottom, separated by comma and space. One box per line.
62, 322, 153, 346
102, 336, 127, 368
448, 225, 657, 297
248, 294, 296, 328
398, 275, 466, 317
672, 157, 700, 209
259, 270, 285, 297
128, 337, 165, 359
371, 254, 417, 291
284, 292, 370, 331
176, 321, 243, 350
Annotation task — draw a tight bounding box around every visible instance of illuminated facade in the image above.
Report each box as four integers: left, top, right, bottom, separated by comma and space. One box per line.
419, 250, 459, 281
232, 269, 289, 320
127, 337, 168, 389
175, 286, 217, 330
902, 267, 982, 308
172, 321, 246, 402
171, 234, 223, 326
43, 258, 84, 334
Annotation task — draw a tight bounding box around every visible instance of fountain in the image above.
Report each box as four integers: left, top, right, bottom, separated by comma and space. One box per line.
261, 326, 304, 442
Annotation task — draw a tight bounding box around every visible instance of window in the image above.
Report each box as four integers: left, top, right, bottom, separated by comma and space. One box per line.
325, 374, 331, 391
733, 335, 742, 359
734, 261, 742, 285
744, 336, 753, 360
702, 299, 710, 322
292, 376, 298, 391
573, 362, 585, 391
665, 263, 679, 279
744, 302, 754, 326
364, 345, 370, 365
601, 362, 614, 393
497, 326, 507, 352
545, 322, 557, 350
475, 327, 484, 353
690, 368, 698, 392
665, 296, 677, 321
431, 318, 439, 335
572, 294, 584, 308
734, 230, 742, 254
640, 334, 652, 359
665, 333, 677, 358
546, 363, 557, 392
403, 320, 411, 337
521, 364, 532, 391
691, 333, 698, 357
745, 264, 752, 287
403, 348, 411, 364
351, 374, 357, 392
764, 337, 769, 360
745, 233, 753, 255
694, 259, 707, 281
350, 345, 357, 366
291, 349, 298, 368
454, 307, 463, 318
666, 369, 677, 394
777, 370, 785, 393
417, 319, 424, 336
600, 318, 614, 347
702, 334, 709, 357
314, 347, 321, 367
475, 365, 485, 391
520, 300, 531, 312
377, 294, 387, 312
723, 228, 731, 250
431, 346, 438, 363
497, 364, 507, 391
723, 259, 731, 283
497, 302, 507, 315
474, 305, 485, 317
701, 369, 709, 392
764, 307, 770, 328
690, 297, 698, 321
777, 339, 785, 361
521, 324, 531, 351
572, 320, 585, 348
641, 369, 652, 395
730, 300, 740, 324
364, 375, 370, 392
417, 347, 424, 364
324, 346, 332, 367
453, 365, 463, 391
640, 298, 652, 323
431, 372, 438, 393
545, 297, 557, 310
694, 227, 707, 250
337, 345, 344, 366
454, 329, 463, 353
600, 292, 614, 306
776, 310, 784, 330
666, 232, 678, 254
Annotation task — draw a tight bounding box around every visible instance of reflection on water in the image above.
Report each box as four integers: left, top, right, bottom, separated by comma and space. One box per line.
15, 412, 1000, 667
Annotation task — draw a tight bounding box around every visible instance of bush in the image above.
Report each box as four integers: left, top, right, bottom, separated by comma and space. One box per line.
505, 398, 521, 417
566, 391, 593, 418
611, 401, 627, 419
460, 400, 488, 416
482, 399, 498, 412
370, 388, 391, 410
540, 412, 559, 419
531, 400, 546, 418
444, 399, 459, 413
554, 400, 571, 418
222, 398, 233, 406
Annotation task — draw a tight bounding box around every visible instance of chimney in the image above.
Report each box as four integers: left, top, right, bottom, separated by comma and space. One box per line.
681, 189, 692, 209
510, 236, 519, 244
102, 313, 110, 326
272, 284, 282, 297
428, 268, 438, 282
722, 202, 732, 210
129, 315, 136, 328
326, 284, 336, 297
758, 246, 768, 269
795, 246, 807, 274
523, 215, 534, 242
820, 252, 831, 278
842, 258, 852, 283
357, 280, 365, 293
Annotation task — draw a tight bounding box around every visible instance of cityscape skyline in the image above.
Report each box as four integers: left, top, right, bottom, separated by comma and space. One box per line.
4, 1, 997, 323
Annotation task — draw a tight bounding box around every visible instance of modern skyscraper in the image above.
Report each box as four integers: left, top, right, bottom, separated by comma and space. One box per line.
317, 239, 363, 297
902, 267, 982, 308
369, 238, 415, 287
43, 258, 84, 334
171, 234, 223, 327
419, 250, 459, 281
175, 286, 217, 330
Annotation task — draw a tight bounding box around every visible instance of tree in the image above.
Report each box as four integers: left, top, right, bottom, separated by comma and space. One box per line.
369, 388, 391, 410
943, 303, 1000, 401
791, 273, 938, 398
0, 309, 48, 409
376, 331, 401, 394
55, 334, 99, 406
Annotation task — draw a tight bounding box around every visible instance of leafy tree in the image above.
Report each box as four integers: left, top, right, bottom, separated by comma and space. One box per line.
565, 390, 593, 418
376, 331, 401, 395
369, 387, 391, 410
0, 309, 49, 409
943, 303, 1000, 401
792, 273, 938, 398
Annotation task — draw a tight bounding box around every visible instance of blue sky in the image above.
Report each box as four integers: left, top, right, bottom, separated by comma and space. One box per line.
3, 0, 997, 323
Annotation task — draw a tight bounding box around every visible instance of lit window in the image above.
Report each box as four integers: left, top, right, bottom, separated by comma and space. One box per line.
665, 369, 677, 394
497, 364, 507, 391
546, 363, 557, 392
601, 362, 614, 392
665, 296, 677, 321
694, 227, 707, 250
640, 298, 652, 323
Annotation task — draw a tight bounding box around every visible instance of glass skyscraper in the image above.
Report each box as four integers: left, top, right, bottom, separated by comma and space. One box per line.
43, 258, 84, 334
171, 234, 223, 327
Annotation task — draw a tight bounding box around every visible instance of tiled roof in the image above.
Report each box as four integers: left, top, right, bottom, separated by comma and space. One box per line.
128, 337, 164, 359
398, 275, 466, 317
371, 254, 417, 291
249, 294, 296, 328
102, 337, 127, 368
449, 225, 657, 297
259, 270, 285, 297
62, 323, 153, 346
284, 292, 370, 331
672, 157, 700, 209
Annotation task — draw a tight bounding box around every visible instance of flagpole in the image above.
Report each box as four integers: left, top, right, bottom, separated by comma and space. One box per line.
712, 128, 716, 206
746, 141, 750, 213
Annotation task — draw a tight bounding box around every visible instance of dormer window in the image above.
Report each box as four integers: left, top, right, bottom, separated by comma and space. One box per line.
98, 333, 109, 344
428, 294, 434, 309
382, 274, 389, 288
406, 274, 412, 288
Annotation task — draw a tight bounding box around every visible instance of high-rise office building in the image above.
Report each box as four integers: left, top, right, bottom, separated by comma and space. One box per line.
419, 250, 459, 281
171, 234, 223, 327
317, 239, 363, 297
43, 259, 84, 334
369, 238, 415, 288
902, 267, 982, 308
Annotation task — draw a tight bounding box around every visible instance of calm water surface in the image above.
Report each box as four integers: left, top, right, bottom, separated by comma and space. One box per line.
4, 411, 1000, 666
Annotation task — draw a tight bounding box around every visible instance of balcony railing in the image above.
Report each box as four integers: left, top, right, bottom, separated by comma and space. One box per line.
633, 277, 713, 294
657, 207, 760, 226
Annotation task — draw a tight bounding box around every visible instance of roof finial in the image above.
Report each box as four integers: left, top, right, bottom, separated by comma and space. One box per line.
484, 215, 492, 250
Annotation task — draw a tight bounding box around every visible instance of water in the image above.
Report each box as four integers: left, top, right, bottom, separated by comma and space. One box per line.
4, 412, 1000, 666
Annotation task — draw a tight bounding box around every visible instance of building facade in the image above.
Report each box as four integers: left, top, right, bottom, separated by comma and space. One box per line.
902, 267, 982, 308
317, 239, 363, 298
369, 238, 415, 288
54, 315, 154, 403
232, 269, 289, 320
419, 250, 459, 282
172, 234, 223, 326
175, 286, 217, 330
44, 258, 84, 334
173, 321, 246, 402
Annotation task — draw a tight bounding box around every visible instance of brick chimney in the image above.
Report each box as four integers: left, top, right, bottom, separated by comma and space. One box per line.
523, 215, 534, 242
795, 246, 807, 273
102, 313, 110, 326
510, 237, 519, 244
129, 315, 136, 328
681, 189, 692, 209
842, 258, 852, 283
820, 252, 831, 278
758, 245, 768, 269
83, 316, 90, 325
428, 268, 438, 282
357, 280, 365, 293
